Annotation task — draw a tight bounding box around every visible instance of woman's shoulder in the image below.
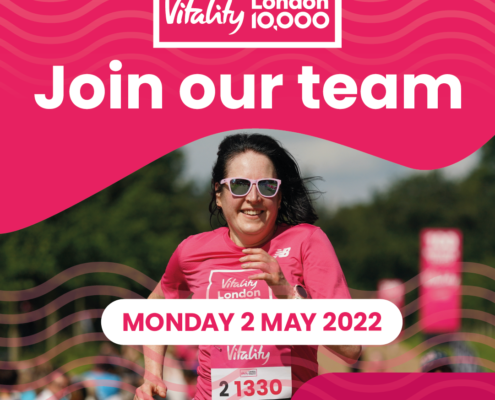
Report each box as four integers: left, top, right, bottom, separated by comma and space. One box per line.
179, 227, 228, 249
278, 223, 323, 237
274, 223, 327, 246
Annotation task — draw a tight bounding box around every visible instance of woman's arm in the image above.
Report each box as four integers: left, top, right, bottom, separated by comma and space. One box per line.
134, 284, 168, 400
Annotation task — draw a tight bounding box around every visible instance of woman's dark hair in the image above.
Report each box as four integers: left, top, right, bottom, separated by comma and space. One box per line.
209, 133, 322, 226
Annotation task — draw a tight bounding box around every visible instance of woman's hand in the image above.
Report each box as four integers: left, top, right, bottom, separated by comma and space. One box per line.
134, 378, 167, 400
240, 248, 293, 299
134, 284, 168, 400
324, 345, 362, 365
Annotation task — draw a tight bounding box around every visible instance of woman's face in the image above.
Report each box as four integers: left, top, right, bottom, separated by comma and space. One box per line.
216, 151, 281, 247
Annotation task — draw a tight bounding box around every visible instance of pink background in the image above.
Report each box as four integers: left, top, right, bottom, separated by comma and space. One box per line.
0, 0, 494, 234
294, 373, 495, 400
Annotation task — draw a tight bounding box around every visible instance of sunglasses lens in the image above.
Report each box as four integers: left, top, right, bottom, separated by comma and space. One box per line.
229, 179, 251, 196
258, 180, 279, 197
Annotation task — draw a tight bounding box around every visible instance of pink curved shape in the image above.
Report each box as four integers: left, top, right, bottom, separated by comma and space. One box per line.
291, 382, 338, 400
350, 262, 495, 299
400, 286, 495, 317
4, 307, 491, 371
0, 33, 153, 65
0, 262, 156, 301
317, 373, 423, 393
332, 33, 495, 66
0, 80, 22, 98
0, 286, 142, 324
475, 0, 495, 13
0, 310, 104, 347
83, 54, 185, 79
343, 11, 495, 44
407, 380, 495, 400
167, 49, 257, 66
412, 356, 495, 372
0, 334, 197, 374
0, 0, 110, 23
404, 53, 495, 76
0, 12, 152, 44
0, 59, 49, 85
462, 285, 495, 302
3, 31, 493, 70
0, 356, 191, 393
396, 309, 495, 342
0, 333, 107, 369
319, 332, 495, 371
343, 0, 429, 23
458, 75, 495, 96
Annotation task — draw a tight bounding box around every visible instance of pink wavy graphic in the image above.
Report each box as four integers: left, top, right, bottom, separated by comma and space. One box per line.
0, 356, 188, 393
0, 12, 152, 44
0, 334, 197, 373
343, 12, 495, 44
0, 333, 108, 369
294, 374, 495, 400
0, 0, 111, 23
0, 305, 491, 371
0, 310, 104, 346
318, 332, 495, 371
0, 262, 156, 301
343, 0, 431, 23
0, 0, 494, 232
407, 381, 495, 400
0, 286, 142, 323
350, 262, 495, 299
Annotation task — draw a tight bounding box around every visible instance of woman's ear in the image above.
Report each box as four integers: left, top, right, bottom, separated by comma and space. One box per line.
215, 182, 222, 208
277, 193, 282, 209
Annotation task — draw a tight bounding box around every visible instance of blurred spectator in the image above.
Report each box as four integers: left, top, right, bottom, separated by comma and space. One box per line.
421, 350, 453, 372
367, 350, 386, 373
17, 369, 36, 400
0, 370, 19, 400
175, 346, 199, 400
449, 342, 482, 372
36, 372, 70, 400
68, 379, 87, 400
120, 347, 143, 400
82, 364, 122, 400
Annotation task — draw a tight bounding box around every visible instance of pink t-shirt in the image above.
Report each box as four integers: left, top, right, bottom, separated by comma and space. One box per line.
161, 223, 350, 399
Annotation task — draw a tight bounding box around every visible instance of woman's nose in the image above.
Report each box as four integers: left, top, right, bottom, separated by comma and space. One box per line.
246, 184, 261, 202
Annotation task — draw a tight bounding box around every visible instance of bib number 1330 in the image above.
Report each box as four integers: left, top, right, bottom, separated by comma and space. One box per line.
220, 379, 283, 398
212, 367, 291, 400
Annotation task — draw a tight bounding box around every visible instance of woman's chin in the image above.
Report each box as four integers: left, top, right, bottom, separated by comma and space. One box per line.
238, 223, 274, 239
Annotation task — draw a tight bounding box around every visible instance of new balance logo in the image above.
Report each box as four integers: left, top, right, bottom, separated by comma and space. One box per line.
274, 248, 291, 258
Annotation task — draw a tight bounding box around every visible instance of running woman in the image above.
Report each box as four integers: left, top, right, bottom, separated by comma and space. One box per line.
135, 133, 361, 400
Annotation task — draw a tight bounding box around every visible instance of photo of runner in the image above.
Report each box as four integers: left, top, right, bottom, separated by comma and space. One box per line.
1, 131, 492, 400
134, 133, 362, 400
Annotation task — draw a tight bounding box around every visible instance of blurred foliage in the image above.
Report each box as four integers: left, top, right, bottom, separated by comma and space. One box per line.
0, 139, 494, 366
316, 138, 495, 317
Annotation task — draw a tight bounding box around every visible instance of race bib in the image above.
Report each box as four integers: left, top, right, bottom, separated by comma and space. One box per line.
211, 345, 292, 400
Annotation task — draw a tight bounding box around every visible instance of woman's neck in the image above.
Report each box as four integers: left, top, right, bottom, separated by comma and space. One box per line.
229, 225, 278, 248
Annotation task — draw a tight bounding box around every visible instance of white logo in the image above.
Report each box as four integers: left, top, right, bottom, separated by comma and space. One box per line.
227, 345, 270, 365
274, 247, 291, 258
164, 0, 245, 35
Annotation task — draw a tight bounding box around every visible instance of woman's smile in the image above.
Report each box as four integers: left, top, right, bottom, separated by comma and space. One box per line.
240, 209, 264, 217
